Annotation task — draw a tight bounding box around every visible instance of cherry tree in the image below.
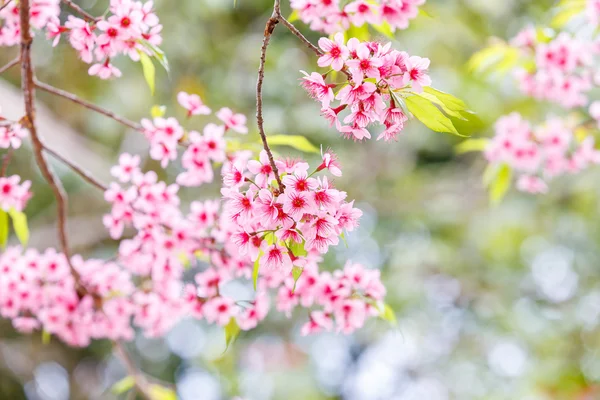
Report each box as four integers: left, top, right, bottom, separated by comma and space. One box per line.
0, 0, 472, 397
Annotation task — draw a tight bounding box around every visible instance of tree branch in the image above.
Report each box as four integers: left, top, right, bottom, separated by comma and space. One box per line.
277, 15, 322, 57
1, 148, 13, 177
35, 80, 143, 131
19, 0, 86, 288
256, 1, 285, 192
0, 56, 20, 75
61, 0, 99, 22
43, 144, 108, 191
0, 0, 13, 12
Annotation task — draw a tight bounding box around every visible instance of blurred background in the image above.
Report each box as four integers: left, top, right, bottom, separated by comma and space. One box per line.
3, 0, 600, 399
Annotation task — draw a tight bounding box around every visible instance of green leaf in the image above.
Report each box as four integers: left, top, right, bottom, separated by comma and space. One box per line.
288, 10, 299, 22
488, 164, 512, 205
551, 0, 586, 28
111, 376, 136, 395
404, 95, 462, 136
8, 209, 28, 246
0, 209, 8, 249
151, 105, 166, 118
416, 91, 467, 120
455, 138, 490, 154
377, 302, 397, 326
467, 43, 519, 76
371, 21, 395, 39
252, 251, 263, 291
291, 266, 303, 293
265, 135, 319, 153
138, 51, 156, 95
340, 231, 348, 248
42, 330, 51, 345
289, 239, 307, 257
224, 317, 240, 352
137, 39, 170, 73
422, 87, 472, 113
418, 8, 433, 18
346, 23, 370, 41
148, 384, 177, 400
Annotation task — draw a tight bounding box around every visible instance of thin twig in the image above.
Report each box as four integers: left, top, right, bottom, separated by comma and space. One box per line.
43, 144, 108, 191
61, 0, 99, 22
35, 80, 143, 131
0, 0, 13, 12
277, 15, 322, 57
113, 342, 153, 400
0, 56, 20, 75
20, 0, 85, 288
256, 0, 285, 192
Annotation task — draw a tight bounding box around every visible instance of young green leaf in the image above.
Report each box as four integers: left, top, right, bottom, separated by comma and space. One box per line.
345, 23, 370, 41
551, 0, 586, 28
288, 10, 299, 22
224, 317, 241, 352
289, 240, 307, 257
489, 164, 512, 205
137, 39, 170, 73
42, 329, 51, 345
111, 376, 136, 395
455, 138, 490, 154
8, 209, 28, 247
149, 384, 177, 400
422, 87, 472, 113
404, 95, 462, 136
377, 301, 397, 326
151, 105, 166, 118
0, 209, 8, 249
265, 135, 319, 153
138, 51, 156, 95
467, 43, 519, 76
252, 251, 263, 291
291, 266, 303, 293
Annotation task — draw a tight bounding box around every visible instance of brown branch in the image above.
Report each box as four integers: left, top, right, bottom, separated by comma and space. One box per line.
19, 0, 86, 289
61, 0, 99, 22
43, 144, 108, 191
256, 1, 284, 192
114, 342, 153, 400
0, 56, 20, 75
35, 80, 143, 131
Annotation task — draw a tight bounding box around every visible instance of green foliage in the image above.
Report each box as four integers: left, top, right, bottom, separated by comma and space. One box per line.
289, 240, 308, 257
252, 251, 262, 291
291, 266, 303, 293
467, 43, 520, 76
455, 138, 490, 154
372, 21, 395, 39
345, 23, 370, 41
224, 317, 241, 352
111, 376, 136, 395
139, 51, 156, 95
149, 384, 177, 400
377, 301, 397, 326
288, 10, 299, 23
151, 105, 167, 118
0, 209, 7, 249
138, 39, 170, 73
405, 94, 463, 136
266, 135, 320, 153
42, 330, 51, 345
551, 0, 586, 28
485, 164, 512, 205
8, 209, 29, 247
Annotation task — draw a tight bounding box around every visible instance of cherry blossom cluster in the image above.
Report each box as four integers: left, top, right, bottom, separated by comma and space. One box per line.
4, 0, 164, 79
303, 34, 431, 141
290, 0, 425, 35
0, 175, 31, 212
485, 113, 600, 194
510, 30, 596, 109
0, 0, 60, 46
0, 121, 27, 150
139, 92, 247, 185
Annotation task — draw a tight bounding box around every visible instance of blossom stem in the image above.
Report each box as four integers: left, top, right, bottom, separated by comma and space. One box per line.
0, 0, 13, 12
0, 149, 14, 177
43, 144, 109, 191
35, 80, 143, 131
